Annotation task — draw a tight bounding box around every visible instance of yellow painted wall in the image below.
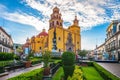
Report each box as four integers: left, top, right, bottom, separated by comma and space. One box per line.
30, 36, 48, 53
48, 25, 81, 53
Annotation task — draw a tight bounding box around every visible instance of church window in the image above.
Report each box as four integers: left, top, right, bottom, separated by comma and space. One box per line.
60, 23, 62, 26
57, 21, 59, 25
52, 22, 54, 26
58, 37, 61, 40
40, 47, 41, 50
50, 23, 52, 27
59, 49, 61, 52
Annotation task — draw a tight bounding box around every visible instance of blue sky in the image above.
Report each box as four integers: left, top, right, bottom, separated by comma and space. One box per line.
0, 0, 120, 50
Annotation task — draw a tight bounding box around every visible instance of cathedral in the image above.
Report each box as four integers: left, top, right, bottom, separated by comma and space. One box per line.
23, 7, 81, 54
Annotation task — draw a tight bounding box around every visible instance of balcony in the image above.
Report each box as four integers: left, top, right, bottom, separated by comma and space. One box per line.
0, 40, 13, 49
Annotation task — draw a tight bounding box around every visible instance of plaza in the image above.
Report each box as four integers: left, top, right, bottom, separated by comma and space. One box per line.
0, 0, 120, 80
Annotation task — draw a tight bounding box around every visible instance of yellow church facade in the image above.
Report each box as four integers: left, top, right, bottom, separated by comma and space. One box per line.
48, 7, 81, 53
24, 7, 81, 54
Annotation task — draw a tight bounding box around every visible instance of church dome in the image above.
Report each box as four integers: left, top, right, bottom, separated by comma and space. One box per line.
37, 29, 48, 37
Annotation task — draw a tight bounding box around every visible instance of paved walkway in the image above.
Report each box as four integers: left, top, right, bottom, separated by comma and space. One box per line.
98, 63, 120, 78
0, 64, 43, 80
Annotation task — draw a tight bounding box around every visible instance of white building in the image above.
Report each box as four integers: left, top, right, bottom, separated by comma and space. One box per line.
0, 27, 13, 53
105, 20, 120, 60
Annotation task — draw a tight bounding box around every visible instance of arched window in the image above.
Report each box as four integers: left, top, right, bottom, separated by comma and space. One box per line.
50, 23, 52, 27
52, 22, 54, 27
60, 23, 62, 26
59, 49, 61, 52
58, 37, 61, 40
57, 21, 59, 25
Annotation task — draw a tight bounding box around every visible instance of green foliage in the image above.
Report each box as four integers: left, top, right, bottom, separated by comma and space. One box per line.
30, 57, 41, 65
51, 57, 61, 59
14, 54, 20, 60
0, 66, 4, 73
0, 60, 13, 67
42, 50, 51, 67
63, 65, 75, 79
82, 67, 104, 80
0, 52, 14, 61
7, 68, 44, 80
86, 62, 93, 66
93, 62, 120, 80
62, 51, 75, 66
67, 66, 83, 80
52, 67, 64, 80
16, 46, 23, 54
78, 50, 88, 58
62, 51, 75, 80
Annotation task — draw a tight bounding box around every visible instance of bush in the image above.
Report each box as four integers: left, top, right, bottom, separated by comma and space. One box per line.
87, 62, 93, 66
67, 66, 83, 80
63, 65, 75, 79
0, 60, 13, 67
0, 52, 14, 61
93, 62, 119, 80
62, 51, 75, 80
0, 66, 4, 73
51, 57, 61, 59
62, 51, 75, 66
8, 68, 44, 80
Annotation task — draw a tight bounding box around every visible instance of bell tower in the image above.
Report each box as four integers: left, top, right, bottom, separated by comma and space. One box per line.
49, 7, 63, 29
73, 15, 79, 26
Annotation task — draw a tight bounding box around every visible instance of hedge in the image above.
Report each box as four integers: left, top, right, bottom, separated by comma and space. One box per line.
0, 60, 13, 67
7, 68, 44, 80
0, 52, 14, 61
93, 62, 120, 80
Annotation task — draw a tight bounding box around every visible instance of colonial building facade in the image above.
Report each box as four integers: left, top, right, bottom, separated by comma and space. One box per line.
95, 43, 105, 60
105, 20, 120, 60
23, 7, 81, 54
0, 27, 13, 53
96, 20, 120, 61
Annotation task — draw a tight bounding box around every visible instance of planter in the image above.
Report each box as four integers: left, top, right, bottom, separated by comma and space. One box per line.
43, 67, 50, 76
25, 61, 31, 68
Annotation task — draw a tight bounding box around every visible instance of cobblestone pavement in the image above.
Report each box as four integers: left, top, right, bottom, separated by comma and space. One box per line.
0, 64, 43, 80
98, 63, 120, 78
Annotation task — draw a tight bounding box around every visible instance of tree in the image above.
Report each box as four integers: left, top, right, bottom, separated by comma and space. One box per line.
78, 50, 88, 59
42, 50, 51, 76
42, 50, 51, 67
62, 51, 75, 80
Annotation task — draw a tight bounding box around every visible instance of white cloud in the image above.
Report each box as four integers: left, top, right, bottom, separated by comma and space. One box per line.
0, 4, 49, 31
0, 0, 120, 31
22, 0, 120, 31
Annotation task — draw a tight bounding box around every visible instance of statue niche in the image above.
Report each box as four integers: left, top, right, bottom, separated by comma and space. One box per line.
66, 32, 74, 52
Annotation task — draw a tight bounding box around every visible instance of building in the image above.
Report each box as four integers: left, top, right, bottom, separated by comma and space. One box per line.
24, 7, 81, 54
95, 43, 106, 60
23, 29, 48, 54
105, 20, 120, 60
97, 20, 120, 61
22, 38, 31, 54
0, 27, 13, 53
48, 7, 81, 53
